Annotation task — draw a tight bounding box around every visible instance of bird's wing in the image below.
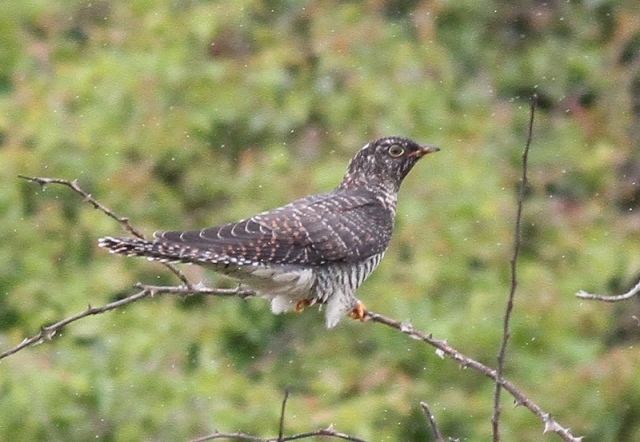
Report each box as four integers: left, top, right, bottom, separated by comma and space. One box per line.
154, 191, 392, 266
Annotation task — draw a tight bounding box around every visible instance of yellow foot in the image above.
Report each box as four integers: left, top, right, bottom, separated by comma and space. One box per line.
294, 299, 312, 313
347, 301, 366, 322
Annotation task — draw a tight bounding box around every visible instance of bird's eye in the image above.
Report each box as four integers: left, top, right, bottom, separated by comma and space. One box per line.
388, 145, 405, 158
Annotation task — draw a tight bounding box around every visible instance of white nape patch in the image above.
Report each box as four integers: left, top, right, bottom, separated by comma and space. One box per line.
359, 142, 371, 151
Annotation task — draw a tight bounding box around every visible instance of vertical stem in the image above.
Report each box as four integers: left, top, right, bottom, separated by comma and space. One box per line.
492, 95, 537, 441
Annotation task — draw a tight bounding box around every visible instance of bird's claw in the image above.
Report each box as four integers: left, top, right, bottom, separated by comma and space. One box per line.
294, 299, 312, 313
348, 301, 366, 322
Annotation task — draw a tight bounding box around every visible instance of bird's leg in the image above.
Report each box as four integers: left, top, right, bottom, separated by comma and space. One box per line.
294, 299, 312, 313
347, 301, 366, 322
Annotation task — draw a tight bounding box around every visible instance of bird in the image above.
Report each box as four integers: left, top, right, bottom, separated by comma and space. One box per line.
98, 136, 439, 328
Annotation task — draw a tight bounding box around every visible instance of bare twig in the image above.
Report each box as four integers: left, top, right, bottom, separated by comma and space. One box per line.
576, 278, 640, 302
134, 283, 256, 299
491, 94, 537, 442
19, 175, 144, 236
190, 432, 264, 442
190, 428, 368, 442
0, 289, 150, 360
420, 401, 444, 442
18, 175, 192, 288
0, 285, 254, 361
364, 311, 582, 442
279, 388, 290, 441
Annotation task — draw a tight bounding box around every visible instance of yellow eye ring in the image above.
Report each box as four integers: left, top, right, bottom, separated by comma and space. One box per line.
388, 145, 405, 157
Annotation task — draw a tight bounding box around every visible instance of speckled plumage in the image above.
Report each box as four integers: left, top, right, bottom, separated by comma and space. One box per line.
99, 136, 439, 327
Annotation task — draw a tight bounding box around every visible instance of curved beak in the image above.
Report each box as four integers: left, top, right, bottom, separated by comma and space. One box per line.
409, 145, 440, 158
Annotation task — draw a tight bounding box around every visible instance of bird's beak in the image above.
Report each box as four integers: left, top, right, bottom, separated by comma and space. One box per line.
409, 145, 440, 158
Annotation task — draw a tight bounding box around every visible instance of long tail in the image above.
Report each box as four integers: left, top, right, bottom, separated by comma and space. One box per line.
98, 236, 239, 265
98, 236, 209, 264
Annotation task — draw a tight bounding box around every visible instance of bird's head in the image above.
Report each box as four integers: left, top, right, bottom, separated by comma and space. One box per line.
338, 136, 439, 193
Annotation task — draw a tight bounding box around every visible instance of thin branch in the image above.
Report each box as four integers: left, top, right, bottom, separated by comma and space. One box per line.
492, 94, 537, 441
576, 278, 640, 302
19, 175, 144, 237
18, 175, 192, 288
0, 289, 150, 360
420, 401, 444, 442
134, 283, 256, 299
190, 427, 368, 442
191, 432, 264, 442
364, 311, 582, 442
0, 285, 254, 361
279, 388, 290, 441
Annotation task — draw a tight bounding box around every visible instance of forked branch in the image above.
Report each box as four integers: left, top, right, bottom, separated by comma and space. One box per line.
0, 284, 253, 361
18, 175, 192, 287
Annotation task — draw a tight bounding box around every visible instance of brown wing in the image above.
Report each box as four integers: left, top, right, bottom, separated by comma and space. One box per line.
154, 190, 393, 266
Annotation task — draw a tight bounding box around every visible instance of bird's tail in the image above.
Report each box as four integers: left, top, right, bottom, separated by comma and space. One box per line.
98, 236, 202, 264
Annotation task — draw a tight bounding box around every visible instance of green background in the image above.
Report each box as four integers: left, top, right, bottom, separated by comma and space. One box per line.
2, 1, 640, 440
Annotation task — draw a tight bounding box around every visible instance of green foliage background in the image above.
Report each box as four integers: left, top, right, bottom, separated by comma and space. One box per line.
2, 1, 640, 440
